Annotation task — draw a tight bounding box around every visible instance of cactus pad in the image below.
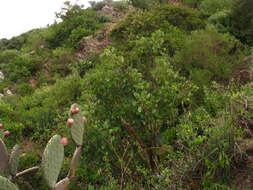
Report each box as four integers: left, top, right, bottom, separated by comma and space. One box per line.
42, 135, 64, 188
0, 138, 8, 176
9, 145, 20, 175
0, 176, 19, 190
70, 104, 84, 146
0, 129, 3, 139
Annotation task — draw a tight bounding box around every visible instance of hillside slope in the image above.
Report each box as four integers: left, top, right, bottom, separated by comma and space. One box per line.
0, 0, 253, 189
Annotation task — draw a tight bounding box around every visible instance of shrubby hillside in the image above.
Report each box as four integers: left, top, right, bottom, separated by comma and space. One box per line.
0, 0, 253, 189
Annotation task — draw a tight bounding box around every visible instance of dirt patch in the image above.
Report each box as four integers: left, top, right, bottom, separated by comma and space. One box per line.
230, 156, 253, 190
21, 140, 43, 156
76, 22, 117, 59
230, 139, 253, 189
76, 5, 132, 59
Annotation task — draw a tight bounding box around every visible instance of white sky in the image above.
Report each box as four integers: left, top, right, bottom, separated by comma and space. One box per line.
0, 0, 101, 39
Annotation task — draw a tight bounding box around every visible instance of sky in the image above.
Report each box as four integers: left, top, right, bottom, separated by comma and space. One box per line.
0, 0, 101, 39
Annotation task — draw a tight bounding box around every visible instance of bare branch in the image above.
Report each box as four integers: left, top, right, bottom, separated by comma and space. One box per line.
15, 166, 40, 178
54, 177, 70, 190
121, 119, 156, 171
67, 146, 82, 179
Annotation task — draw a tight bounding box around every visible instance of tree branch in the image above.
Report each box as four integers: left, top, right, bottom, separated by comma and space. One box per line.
15, 166, 40, 178
54, 177, 70, 190
121, 119, 156, 171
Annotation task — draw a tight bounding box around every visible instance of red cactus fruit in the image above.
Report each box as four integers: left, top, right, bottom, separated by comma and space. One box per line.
3, 130, 10, 136
60, 137, 68, 146
71, 107, 80, 115
67, 118, 74, 126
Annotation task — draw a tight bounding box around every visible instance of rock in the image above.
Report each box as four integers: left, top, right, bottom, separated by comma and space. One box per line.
6, 89, 12, 95
4, 88, 13, 96
101, 5, 114, 15
0, 71, 4, 80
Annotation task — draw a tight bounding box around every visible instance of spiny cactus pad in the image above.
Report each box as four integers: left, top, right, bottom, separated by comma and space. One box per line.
0, 176, 19, 190
0, 138, 8, 176
9, 145, 20, 175
0, 129, 4, 139
42, 135, 64, 188
70, 104, 84, 146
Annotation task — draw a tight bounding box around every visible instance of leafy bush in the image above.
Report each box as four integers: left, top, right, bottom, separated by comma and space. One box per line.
111, 0, 129, 11
180, 0, 204, 7
123, 29, 186, 73
128, 0, 154, 9
50, 47, 75, 76
89, 1, 107, 10
173, 27, 246, 85
199, 0, 233, 16
111, 4, 205, 41
0, 49, 19, 63
208, 10, 231, 33
47, 6, 107, 49
1, 74, 82, 142
16, 83, 34, 96
230, 0, 253, 46
3, 54, 40, 82
81, 48, 197, 186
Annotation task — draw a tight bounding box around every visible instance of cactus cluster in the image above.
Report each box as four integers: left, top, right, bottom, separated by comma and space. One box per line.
0, 138, 21, 178
0, 130, 23, 189
0, 103, 86, 190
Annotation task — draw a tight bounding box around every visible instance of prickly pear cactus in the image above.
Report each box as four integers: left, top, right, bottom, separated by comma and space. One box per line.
0, 176, 19, 190
0, 129, 4, 139
0, 138, 8, 176
9, 145, 20, 175
42, 135, 64, 188
70, 104, 84, 146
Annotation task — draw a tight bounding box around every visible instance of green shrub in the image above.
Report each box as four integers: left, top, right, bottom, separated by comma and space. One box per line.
129, 0, 153, 9
3, 55, 40, 82
173, 27, 246, 85
89, 1, 107, 10
111, 0, 129, 11
180, 0, 204, 7
50, 47, 76, 77
122, 29, 186, 74
1, 74, 82, 142
68, 27, 91, 48
16, 83, 34, 96
199, 0, 233, 16
46, 7, 106, 48
81, 48, 197, 185
230, 0, 253, 46
111, 4, 205, 41
0, 49, 19, 63
208, 10, 231, 33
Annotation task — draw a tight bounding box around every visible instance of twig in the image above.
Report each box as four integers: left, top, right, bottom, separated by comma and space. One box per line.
15, 166, 40, 178
54, 177, 70, 190
121, 119, 156, 171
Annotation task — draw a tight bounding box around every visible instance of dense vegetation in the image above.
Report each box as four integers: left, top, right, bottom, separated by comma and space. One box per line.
0, 0, 253, 189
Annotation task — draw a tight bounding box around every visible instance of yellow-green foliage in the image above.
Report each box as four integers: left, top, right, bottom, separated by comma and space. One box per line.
111, 4, 205, 41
